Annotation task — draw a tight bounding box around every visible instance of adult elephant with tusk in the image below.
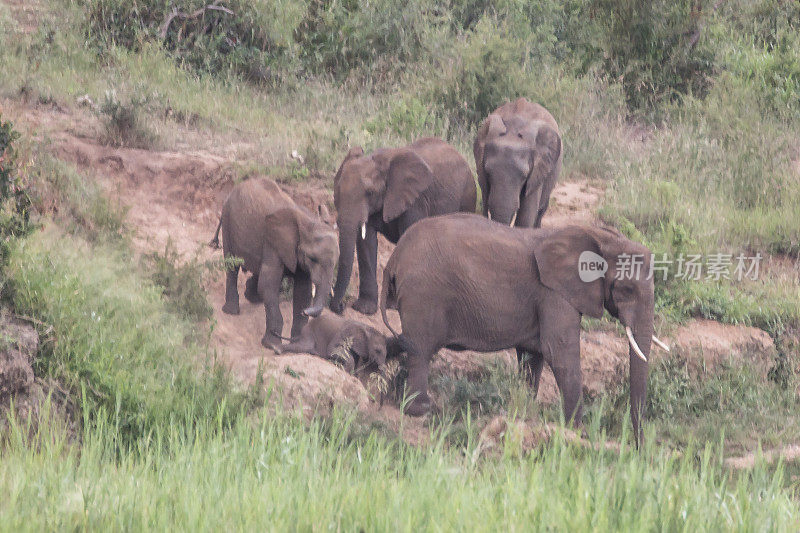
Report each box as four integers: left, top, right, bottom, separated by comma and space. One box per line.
330, 137, 477, 316
474, 98, 562, 228
380, 214, 669, 446
209, 178, 338, 351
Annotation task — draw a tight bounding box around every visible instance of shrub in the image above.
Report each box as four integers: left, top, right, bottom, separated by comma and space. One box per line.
588, 0, 716, 117
429, 17, 531, 133
84, 0, 305, 83
143, 240, 214, 322
99, 90, 158, 149
0, 117, 32, 262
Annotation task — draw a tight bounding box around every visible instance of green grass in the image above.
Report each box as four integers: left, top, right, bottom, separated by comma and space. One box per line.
4, 227, 247, 444
1, 406, 799, 531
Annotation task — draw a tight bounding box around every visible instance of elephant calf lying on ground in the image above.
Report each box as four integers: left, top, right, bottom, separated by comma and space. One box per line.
274, 311, 388, 376
381, 214, 668, 445
210, 178, 338, 351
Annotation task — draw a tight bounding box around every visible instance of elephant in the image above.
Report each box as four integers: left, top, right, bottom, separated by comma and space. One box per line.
274, 310, 388, 375
210, 178, 338, 351
474, 97, 562, 228
380, 214, 669, 445
330, 137, 477, 316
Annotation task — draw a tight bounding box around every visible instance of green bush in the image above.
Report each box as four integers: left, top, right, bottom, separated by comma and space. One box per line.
84, 0, 305, 83
99, 90, 158, 148
143, 240, 214, 322
429, 17, 531, 133
588, 0, 716, 117
6, 229, 246, 444
0, 117, 32, 260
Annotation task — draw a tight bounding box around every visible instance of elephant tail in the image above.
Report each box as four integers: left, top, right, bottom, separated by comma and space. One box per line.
380, 254, 401, 339
208, 215, 223, 249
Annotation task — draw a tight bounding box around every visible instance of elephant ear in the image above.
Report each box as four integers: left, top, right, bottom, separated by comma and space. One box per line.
333, 146, 364, 190
474, 114, 506, 170
531, 227, 605, 318
527, 126, 561, 197
263, 208, 299, 272
343, 324, 369, 362
382, 150, 434, 223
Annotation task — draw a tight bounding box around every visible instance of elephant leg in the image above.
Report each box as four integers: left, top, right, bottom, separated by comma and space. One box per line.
257, 256, 285, 351
278, 334, 317, 356
517, 348, 544, 397
477, 169, 490, 217
404, 347, 432, 416
222, 264, 240, 315
540, 302, 582, 426
534, 171, 557, 229
533, 199, 550, 229
244, 273, 262, 303
399, 311, 443, 416
290, 269, 312, 340
515, 186, 542, 228
352, 224, 379, 315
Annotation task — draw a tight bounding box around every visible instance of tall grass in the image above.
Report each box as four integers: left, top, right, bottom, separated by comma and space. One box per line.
4, 228, 247, 444
1, 406, 798, 531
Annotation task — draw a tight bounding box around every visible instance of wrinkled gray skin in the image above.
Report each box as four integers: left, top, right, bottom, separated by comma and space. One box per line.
474, 98, 562, 227
330, 137, 477, 316
275, 310, 387, 375
210, 178, 338, 351
381, 214, 654, 445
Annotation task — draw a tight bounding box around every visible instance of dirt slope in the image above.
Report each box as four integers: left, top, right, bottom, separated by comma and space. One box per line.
3, 96, 780, 441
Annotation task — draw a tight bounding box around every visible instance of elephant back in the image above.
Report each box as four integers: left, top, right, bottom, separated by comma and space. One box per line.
223, 178, 296, 272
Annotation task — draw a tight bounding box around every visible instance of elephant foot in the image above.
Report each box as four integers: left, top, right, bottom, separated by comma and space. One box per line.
261, 335, 282, 352
329, 299, 346, 315
403, 394, 431, 417
351, 298, 378, 315
222, 301, 240, 315
244, 276, 262, 303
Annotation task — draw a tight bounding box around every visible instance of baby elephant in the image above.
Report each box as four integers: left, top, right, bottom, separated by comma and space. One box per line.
275, 311, 387, 374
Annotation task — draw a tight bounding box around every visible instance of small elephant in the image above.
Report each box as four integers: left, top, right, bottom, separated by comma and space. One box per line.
381, 214, 668, 445
474, 98, 562, 228
330, 137, 477, 316
210, 178, 338, 350
275, 311, 387, 375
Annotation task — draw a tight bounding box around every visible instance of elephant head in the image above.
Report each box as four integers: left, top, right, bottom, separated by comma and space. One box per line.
478, 113, 561, 225
264, 208, 338, 317
532, 226, 658, 443
332, 323, 388, 374
330, 146, 434, 312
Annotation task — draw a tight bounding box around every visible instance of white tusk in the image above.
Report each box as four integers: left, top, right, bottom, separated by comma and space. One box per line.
361, 223, 366, 240
625, 326, 648, 362
311, 284, 316, 298
488, 210, 493, 221
510, 211, 517, 227
652, 335, 670, 352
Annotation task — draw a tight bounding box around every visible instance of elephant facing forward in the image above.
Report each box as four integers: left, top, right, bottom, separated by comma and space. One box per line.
330, 137, 477, 316
381, 214, 668, 445
210, 178, 338, 351
474, 98, 562, 227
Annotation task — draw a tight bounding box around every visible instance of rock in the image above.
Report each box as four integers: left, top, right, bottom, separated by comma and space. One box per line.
669, 319, 776, 378
0, 312, 38, 400
236, 354, 370, 416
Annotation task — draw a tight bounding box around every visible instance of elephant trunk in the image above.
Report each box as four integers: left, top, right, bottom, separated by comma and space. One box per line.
628, 319, 653, 448
331, 224, 358, 314
486, 186, 520, 226
304, 276, 333, 317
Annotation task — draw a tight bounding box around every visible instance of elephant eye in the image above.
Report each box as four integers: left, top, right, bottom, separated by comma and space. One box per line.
518, 133, 523, 139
